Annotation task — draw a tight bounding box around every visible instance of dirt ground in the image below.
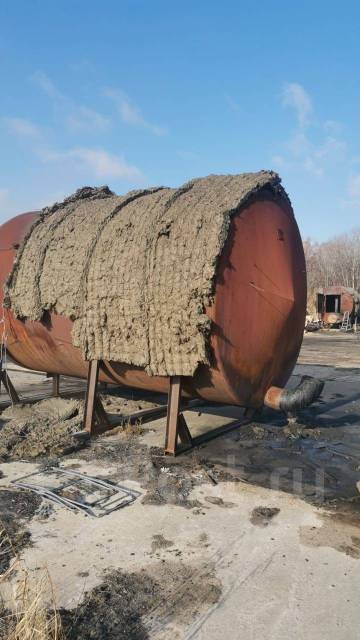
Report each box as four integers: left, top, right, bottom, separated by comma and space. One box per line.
299, 329, 360, 367
0, 391, 161, 462
0, 331, 360, 639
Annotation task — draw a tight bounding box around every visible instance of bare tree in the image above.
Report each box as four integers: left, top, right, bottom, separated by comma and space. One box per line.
303, 227, 360, 314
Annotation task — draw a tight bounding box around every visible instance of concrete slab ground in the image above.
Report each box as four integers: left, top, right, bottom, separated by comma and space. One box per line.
0, 332, 360, 639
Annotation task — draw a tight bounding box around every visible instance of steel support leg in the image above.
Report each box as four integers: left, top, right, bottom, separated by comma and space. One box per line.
0, 360, 20, 404
164, 376, 193, 455
94, 395, 110, 429
52, 373, 60, 397
83, 360, 110, 435
83, 360, 100, 434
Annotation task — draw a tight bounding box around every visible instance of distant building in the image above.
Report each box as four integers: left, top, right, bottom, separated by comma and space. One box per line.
316, 286, 360, 326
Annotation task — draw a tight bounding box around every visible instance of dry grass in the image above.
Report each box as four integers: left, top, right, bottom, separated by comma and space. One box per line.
102, 416, 143, 438
0, 526, 63, 640
123, 418, 143, 437
0, 527, 16, 581
6, 567, 62, 640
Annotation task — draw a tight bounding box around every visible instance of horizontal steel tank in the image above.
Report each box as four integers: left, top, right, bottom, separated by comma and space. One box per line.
0, 197, 307, 409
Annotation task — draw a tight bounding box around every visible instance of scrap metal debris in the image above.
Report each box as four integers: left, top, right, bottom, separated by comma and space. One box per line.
11, 467, 140, 517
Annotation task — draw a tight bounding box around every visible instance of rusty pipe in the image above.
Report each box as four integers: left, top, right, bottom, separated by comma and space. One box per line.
264, 376, 324, 412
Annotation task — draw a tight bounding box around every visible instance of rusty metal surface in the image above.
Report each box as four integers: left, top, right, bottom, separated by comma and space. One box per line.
317, 286, 356, 323
206, 198, 306, 406
264, 386, 282, 410
0, 200, 306, 407
52, 373, 60, 397
164, 376, 193, 455
0, 211, 39, 251
83, 360, 100, 433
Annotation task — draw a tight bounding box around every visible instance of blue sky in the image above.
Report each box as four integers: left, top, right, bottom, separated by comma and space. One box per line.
1, 0, 360, 240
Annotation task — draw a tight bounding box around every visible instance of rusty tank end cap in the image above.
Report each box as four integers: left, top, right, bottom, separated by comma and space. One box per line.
264, 376, 324, 412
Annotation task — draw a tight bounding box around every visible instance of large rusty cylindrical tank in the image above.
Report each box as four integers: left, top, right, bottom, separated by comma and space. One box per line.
0, 193, 307, 409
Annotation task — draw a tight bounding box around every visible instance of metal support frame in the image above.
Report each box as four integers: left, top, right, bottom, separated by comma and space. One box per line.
0, 355, 255, 455
164, 376, 256, 456
83, 360, 110, 435
164, 376, 193, 455
0, 358, 20, 403
52, 373, 60, 397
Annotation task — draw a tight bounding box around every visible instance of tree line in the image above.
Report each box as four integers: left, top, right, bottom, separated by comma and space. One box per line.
303, 228, 360, 314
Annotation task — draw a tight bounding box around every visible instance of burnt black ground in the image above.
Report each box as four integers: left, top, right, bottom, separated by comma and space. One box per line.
60, 561, 221, 640
60, 569, 155, 640
59, 356, 360, 516
0, 488, 41, 573
0, 334, 360, 638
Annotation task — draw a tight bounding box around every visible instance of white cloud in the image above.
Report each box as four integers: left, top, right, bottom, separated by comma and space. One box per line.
70, 148, 143, 180
282, 82, 313, 128
314, 136, 346, 160
271, 155, 288, 169
105, 89, 167, 136
303, 156, 324, 177
324, 120, 343, 135
32, 71, 65, 102
38, 146, 144, 181
32, 71, 110, 133
3, 117, 40, 137
285, 133, 345, 168
67, 107, 110, 132
287, 131, 311, 156
275, 83, 347, 180
302, 136, 346, 176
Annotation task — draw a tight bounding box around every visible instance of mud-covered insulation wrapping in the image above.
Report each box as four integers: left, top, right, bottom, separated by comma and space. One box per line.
4, 172, 291, 376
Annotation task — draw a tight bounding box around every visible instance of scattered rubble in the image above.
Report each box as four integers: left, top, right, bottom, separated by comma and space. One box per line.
0, 394, 160, 462
250, 506, 280, 527
0, 398, 83, 461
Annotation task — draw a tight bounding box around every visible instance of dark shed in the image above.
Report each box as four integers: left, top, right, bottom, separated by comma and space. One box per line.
316, 286, 360, 325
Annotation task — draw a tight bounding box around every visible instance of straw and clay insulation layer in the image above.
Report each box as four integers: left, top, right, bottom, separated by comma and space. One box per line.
5, 172, 291, 376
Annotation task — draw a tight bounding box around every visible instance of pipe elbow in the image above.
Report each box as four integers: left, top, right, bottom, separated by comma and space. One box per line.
264, 376, 324, 412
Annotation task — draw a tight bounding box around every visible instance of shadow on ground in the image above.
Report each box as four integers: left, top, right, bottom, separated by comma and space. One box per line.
181, 363, 360, 505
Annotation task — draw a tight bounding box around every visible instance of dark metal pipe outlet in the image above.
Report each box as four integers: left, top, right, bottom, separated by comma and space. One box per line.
264, 376, 324, 412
